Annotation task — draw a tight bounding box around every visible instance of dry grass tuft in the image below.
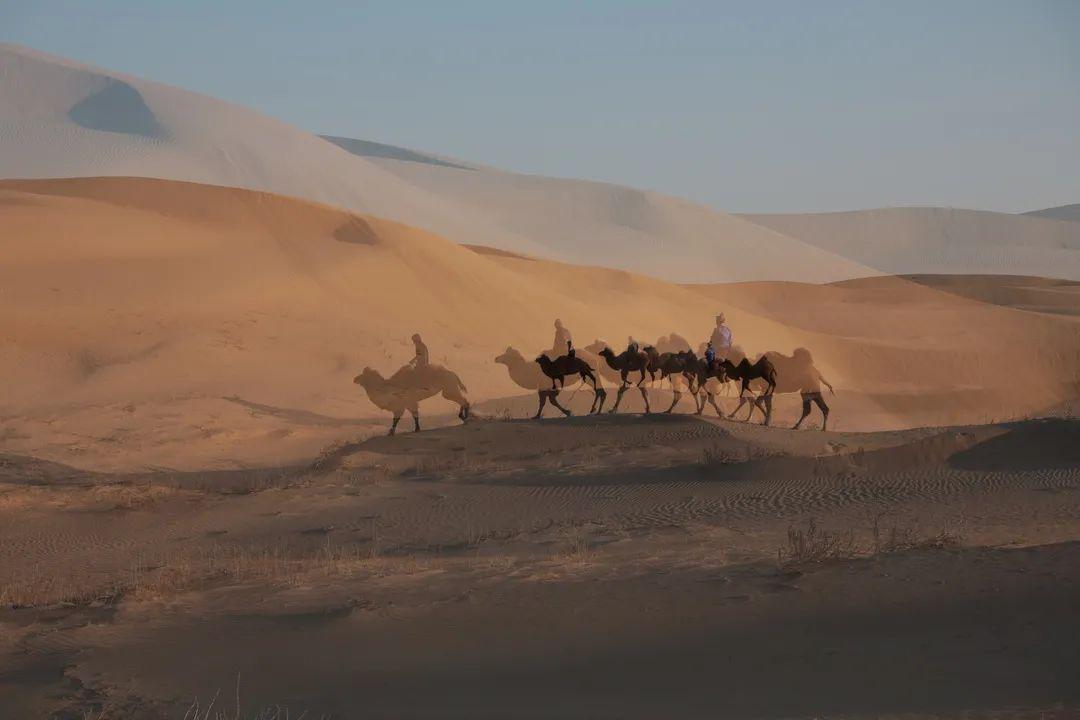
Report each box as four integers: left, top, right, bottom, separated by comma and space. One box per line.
778, 514, 965, 569
871, 513, 964, 554
778, 518, 857, 566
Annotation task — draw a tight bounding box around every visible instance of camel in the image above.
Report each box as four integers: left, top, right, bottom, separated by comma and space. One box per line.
597, 345, 652, 414
494, 347, 580, 418
700, 348, 834, 429
719, 355, 778, 425
353, 363, 469, 435
534, 353, 607, 414
765, 348, 835, 430
654, 333, 693, 354
677, 351, 732, 417
642, 345, 697, 413
584, 340, 630, 386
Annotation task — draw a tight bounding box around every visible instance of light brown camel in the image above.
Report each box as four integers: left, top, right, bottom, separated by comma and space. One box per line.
764, 348, 835, 430
494, 347, 575, 418
597, 345, 652, 414
654, 333, 693, 354
584, 340, 629, 386
353, 363, 469, 435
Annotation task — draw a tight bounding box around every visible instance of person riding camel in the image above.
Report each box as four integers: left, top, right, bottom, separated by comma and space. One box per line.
552, 319, 572, 356
710, 313, 733, 358
409, 333, 429, 368
704, 341, 717, 370
626, 336, 640, 354
566, 339, 575, 360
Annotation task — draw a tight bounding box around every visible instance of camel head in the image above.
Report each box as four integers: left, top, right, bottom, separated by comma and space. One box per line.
533, 354, 550, 366
353, 366, 379, 387
494, 347, 522, 367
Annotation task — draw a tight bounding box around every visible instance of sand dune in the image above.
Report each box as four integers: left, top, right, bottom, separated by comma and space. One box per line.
327, 134, 874, 283
1024, 203, 1080, 223
0, 43, 872, 283
740, 207, 1080, 280
3, 413, 1079, 717
2, 177, 1079, 473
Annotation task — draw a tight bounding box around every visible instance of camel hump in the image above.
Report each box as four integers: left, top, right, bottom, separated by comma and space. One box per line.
388, 362, 465, 390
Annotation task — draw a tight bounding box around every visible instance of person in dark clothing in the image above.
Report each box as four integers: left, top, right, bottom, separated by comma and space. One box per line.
410, 333, 429, 368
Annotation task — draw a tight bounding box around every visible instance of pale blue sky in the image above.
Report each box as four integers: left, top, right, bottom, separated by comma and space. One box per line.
3, 1, 1078, 212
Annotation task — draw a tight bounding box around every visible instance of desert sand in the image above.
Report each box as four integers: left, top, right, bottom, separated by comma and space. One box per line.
3, 177, 1079, 475
2, 45, 1080, 718
2, 412, 1078, 718
1, 180, 1078, 718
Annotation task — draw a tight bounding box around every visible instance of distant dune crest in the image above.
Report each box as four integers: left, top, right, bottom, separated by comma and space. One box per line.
1, 42, 1078, 282
1024, 203, 1080, 223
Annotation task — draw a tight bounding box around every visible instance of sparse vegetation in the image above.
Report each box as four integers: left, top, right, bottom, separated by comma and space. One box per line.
778, 514, 965, 568
871, 512, 964, 554
777, 518, 857, 566
701, 443, 742, 468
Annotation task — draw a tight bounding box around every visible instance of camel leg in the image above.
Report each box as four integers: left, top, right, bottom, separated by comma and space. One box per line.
708, 393, 724, 417
664, 391, 680, 414
534, 391, 548, 419
609, 384, 628, 414
794, 395, 812, 430
639, 386, 651, 414
549, 390, 572, 417
756, 396, 771, 426
814, 395, 829, 431
745, 397, 759, 423
729, 396, 748, 420
441, 386, 470, 425
408, 406, 420, 433
594, 388, 607, 414
388, 413, 402, 436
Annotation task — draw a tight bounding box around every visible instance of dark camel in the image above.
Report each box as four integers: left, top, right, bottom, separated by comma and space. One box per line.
708, 348, 834, 430
597, 346, 651, 414
642, 346, 697, 413
534, 353, 607, 414
720, 356, 778, 425
495, 347, 573, 418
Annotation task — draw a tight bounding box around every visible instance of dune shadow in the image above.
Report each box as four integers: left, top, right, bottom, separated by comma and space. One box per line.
0, 452, 307, 493
68, 78, 166, 139
320, 135, 474, 170
332, 216, 379, 245
948, 418, 1080, 472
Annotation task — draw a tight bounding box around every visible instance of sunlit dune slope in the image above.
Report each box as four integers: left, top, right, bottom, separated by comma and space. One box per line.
2, 177, 1078, 470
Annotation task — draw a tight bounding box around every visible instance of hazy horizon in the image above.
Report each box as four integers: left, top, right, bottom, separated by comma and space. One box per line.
3, 0, 1078, 214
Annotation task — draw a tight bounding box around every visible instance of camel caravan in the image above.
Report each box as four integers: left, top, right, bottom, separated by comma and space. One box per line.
355, 316, 835, 435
